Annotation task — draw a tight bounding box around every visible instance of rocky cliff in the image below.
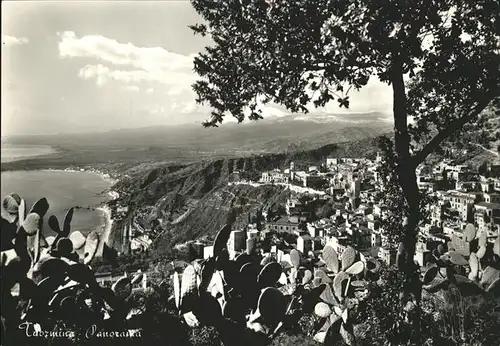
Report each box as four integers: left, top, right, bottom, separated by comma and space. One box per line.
108, 136, 382, 256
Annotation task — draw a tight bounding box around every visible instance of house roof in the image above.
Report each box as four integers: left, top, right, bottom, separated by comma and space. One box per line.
475, 202, 500, 209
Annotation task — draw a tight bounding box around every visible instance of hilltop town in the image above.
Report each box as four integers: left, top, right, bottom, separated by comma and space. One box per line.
116, 151, 500, 274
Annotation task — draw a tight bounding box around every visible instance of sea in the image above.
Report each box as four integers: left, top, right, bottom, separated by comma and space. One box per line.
1, 144, 57, 163
1, 145, 113, 238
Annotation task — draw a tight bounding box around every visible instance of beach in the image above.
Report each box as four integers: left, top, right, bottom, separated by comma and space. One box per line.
55, 167, 122, 253
1, 166, 122, 255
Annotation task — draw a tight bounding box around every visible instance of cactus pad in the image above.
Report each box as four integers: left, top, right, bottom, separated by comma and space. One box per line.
29, 198, 50, 217
23, 213, 41, 236
319, 283, 336, 305
494, 237, 500, 257
213, 224, 232, 258
61, 208, 74, 237
83, 231, 100, 265
366, 258, 381, 273
315, 268, 332, 284
235, 253, 251, 270
34, 256, 68, 281
56, 237, 73, 257
260, 254, 273, 266
18, 199, 26, 222
312, 277, 322, 287
341, 246, 356, 271
423, 266, 438, 284
476, 245, 487, 259
288, 267, 298, 283
2, 194, 20, 215
350, 280, 367, 288
333, 271, 349, 300
448, 251, 468, 266
322, 245, 339, 273
314, 302, 332, 318
289, 249, 301, 268
215, 249, 229, 270
69, 231, 86, 250
45, 236, 55, 247
48, 215, 61, 234
480, 266, 500, 290
478, 232, 487, 248
112, 276, 132, 300
464, 223, 476, 242
302, 269, 313, 285
181, 265, 198, 299
65, 263, 98, 289
257, 262, 282, 288
256, 287, 287, 326
469, 252, 479, 278
486, 278, 500, 294
345, 261, 364, 276
173, 272, 181, 308
451, 234, 470, 256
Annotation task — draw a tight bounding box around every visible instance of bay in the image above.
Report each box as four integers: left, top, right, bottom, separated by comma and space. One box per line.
1, 170, 112, 238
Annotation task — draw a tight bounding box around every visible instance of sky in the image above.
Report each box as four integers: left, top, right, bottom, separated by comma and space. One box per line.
1, 0, 393, 136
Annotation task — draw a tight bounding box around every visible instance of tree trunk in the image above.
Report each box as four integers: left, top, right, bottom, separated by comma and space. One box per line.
391, 61, 420, 266
392, 58, 422, 344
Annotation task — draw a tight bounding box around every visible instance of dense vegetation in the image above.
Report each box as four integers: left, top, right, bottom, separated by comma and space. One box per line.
2, 192, 499, 346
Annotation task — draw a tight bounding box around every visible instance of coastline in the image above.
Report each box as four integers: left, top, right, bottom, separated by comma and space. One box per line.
2, 165, 123, 254
44, 167, 120, 185
46, 167, 122, 254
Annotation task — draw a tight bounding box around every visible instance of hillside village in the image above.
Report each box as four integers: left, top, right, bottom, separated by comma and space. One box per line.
119, 152, 500, 276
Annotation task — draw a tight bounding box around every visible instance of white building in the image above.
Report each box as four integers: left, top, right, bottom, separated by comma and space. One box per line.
326, 158, 339, 168
203, 246, 214, 259
260, 169, 289, 184
297, 235, 312, 254
131, 234, 152, 252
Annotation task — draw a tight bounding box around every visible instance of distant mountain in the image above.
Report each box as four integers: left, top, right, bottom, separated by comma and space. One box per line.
261, 111, 393, 125
2, 112, 392, 172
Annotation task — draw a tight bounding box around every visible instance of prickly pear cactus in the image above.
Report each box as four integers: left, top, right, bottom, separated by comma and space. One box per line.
322, 245, 339, 273
1, 193, 150, 343
341, 246, 356, 271
289, 249, 301, 269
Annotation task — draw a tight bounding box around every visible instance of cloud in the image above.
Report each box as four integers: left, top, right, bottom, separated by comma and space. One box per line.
58, 31, 196, 88
2, 34, 29, 46
124, 85, 140, 92
57, 30, 391, 121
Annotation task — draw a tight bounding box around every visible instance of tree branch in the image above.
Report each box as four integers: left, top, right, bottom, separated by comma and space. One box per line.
412, 92, 498, 165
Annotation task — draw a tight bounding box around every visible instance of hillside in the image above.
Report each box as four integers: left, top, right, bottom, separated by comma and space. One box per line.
108, 136, 383, 256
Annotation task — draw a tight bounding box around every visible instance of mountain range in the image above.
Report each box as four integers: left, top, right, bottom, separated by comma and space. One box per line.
1, 112, 392, 171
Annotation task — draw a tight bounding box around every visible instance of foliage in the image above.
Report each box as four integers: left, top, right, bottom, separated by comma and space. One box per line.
189, 0, 499, 143
188, 326, 224, 346
170, 223, 383, 345
188, 1, 500, 315
269, 333, 320, 346
0, 193, 189, 346
316, 203, 334, 219
375, 137, 436, 247
91, 251, 150, 275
